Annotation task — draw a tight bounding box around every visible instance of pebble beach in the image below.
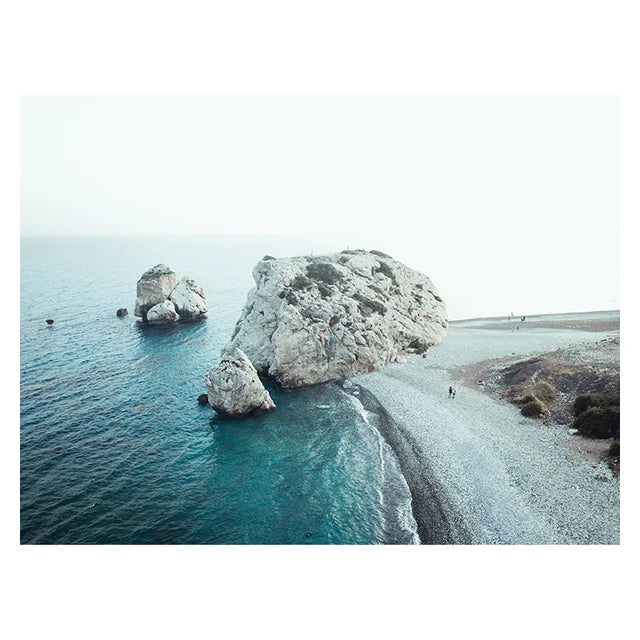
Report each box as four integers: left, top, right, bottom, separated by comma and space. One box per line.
356, 311, 620, 544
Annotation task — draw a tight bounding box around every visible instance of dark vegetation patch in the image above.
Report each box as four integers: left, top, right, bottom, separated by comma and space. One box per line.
432, 293, 443, 303
574, 406, 620, 439
373, 260, 397, 284
369, 284, 387, 297
521, 398, 545, 417
369, 250, 392, 258
353, 293, 386, 316
571, 394, 619, 417
306, 262, 342, 285
262, 255, 276, 260
413, 293, 424, 304
571, 394, 620, 439
285, 291, 299, 305
407, 339, 429, 354
340, 249, 363, 255
291, 274, 313, 290
608, 440, 620, 457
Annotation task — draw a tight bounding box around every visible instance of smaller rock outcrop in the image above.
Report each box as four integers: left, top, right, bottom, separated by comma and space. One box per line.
116, 308, 128, 317
146, 300, 178, 324
133, 264, 207, 324
169, 276, 207, 320
45, 319, 54, 325
134, 264, 179, 320
204, 348, 276, 416
197, 394, 209, 405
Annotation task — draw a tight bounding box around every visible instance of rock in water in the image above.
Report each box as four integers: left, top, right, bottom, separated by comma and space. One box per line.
116, 308, 128, 317
45, 319, 54, 325
204, 348, 276, 416
134, 264, 179, 320
197, 393, 209, 405
146, 299, 178, 324
226, 250, 447, 388
169, 276, 207, 319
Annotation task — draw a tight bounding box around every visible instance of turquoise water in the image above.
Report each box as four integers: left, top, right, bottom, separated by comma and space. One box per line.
20, 237, 417, 544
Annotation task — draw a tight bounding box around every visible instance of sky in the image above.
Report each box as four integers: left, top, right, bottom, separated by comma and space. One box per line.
21, 97, 618, 320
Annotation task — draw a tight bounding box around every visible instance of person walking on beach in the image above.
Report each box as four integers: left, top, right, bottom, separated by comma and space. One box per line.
452, 389, 456, 399
449, 386, 453, 398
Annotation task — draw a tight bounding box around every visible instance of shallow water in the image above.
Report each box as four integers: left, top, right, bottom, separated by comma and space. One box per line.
20, 237, 417, 544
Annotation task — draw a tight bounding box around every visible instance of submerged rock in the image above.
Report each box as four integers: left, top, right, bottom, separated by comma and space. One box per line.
204, 348, 276, 416
169, 276, 207, 319
45, 319, 54, 325
134, 264, 179, 320
197, 393, 209, 405
146, 299, 178, 324
225, 250, 447, 389
116, 308, 128, 317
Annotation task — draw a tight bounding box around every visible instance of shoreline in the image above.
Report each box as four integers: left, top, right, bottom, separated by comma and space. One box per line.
356, 384, 471, 544
353, 313, 620, 545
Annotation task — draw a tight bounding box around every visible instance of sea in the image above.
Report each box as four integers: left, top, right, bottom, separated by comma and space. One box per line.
20, 236, 419, 544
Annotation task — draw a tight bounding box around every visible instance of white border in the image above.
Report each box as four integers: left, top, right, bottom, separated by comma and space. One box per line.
2, 1, 636, 638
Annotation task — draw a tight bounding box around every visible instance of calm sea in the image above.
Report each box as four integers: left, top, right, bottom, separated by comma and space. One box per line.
20, 236, 417, 544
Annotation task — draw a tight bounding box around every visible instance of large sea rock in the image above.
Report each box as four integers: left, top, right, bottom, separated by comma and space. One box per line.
225, 250, 448, 389
204, 348, 276, 416
133, 264, 206, 323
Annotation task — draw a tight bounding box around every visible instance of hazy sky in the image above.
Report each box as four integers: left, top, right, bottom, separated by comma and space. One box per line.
21, 97, 618, 319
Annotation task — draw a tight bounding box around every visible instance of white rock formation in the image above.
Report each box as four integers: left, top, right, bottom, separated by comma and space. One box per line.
169, 276, 207, 319
134, 264, 180, 319
225, 250, 448, 389
204, 348, 276, 416
133, 264, 206, 324
146, 299, 178, 324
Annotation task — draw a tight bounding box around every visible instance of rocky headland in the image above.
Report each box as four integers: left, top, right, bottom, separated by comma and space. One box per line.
201, 249, 447, 416
134, 264, 207, 324
225, 250, 447, 390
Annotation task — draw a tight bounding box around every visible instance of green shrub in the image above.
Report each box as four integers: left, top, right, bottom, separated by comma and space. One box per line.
572, 394, 619, 417
518, 394, 537, 405
291, 274, 312, 290
574, 406, 620, 439
306, 262, 342, 285
353, 293, 386, 316
608, 440, 620, 457
262, 255, 276, 261
521, 399, 545, 417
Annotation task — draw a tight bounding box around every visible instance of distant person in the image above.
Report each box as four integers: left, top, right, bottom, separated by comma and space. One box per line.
517, 326, 520, 331
523, 315, 526, 322
449, 386, 453, 398
452, 389, 456, 399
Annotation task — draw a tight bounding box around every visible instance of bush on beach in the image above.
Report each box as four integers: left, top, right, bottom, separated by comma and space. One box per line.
574, 406, 620, 439
521, 398, 545, 417
571, 394, 619, 417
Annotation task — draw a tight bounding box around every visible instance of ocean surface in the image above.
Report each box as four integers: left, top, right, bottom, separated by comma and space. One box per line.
20, 237, 418, 544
